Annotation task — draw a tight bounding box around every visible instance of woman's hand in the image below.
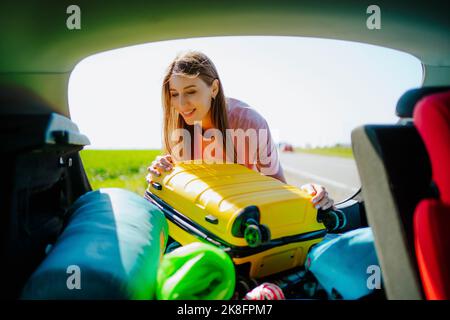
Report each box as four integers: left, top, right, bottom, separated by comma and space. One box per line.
301, 183, 335, 210
146, 154, 174, 183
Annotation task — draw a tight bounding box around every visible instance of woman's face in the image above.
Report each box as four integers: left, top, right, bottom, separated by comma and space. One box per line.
169, 74, 218, 127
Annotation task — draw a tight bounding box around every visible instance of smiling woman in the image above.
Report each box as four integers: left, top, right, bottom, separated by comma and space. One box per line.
155, 51, 288, 182
68, 36, 422, 202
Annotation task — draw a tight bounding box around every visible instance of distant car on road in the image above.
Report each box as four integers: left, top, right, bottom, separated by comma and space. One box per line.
278, 142, 294, 152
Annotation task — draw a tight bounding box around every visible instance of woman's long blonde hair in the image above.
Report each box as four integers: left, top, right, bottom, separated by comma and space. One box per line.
161, 51, 231, 160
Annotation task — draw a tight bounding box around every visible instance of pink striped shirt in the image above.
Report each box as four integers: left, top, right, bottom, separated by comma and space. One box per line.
196, 97, 285, 182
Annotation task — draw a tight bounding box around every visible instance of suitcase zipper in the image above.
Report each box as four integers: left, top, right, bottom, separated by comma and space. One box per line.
145, 191, 225, 248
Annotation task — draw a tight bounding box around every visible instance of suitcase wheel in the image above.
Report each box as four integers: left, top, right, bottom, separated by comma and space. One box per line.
317, 208, 347, 232
244, 220, 271, 247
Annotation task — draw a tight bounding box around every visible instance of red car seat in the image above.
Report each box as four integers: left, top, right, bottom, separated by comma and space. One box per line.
351, 86, 448, 299
413, 91, 450, 300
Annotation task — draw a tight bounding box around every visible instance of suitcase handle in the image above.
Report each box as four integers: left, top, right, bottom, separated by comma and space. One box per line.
151, 181, 162, 191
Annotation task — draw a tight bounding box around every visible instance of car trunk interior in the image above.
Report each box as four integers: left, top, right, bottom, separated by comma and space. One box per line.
0, 0, 449, 299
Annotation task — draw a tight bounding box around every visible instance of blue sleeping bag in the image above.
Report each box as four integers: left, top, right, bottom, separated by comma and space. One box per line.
21, 188, 168, 299
306, 227, 382, 299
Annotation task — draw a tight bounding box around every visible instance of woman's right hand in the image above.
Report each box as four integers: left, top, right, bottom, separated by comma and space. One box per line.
146, 154, 174, 183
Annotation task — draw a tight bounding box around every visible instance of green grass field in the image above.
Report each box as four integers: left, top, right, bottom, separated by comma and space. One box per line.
80, 150, 161, 195
295, 146, 354, 158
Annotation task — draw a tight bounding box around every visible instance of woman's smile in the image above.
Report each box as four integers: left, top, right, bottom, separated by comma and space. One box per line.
181, 108, 196, 118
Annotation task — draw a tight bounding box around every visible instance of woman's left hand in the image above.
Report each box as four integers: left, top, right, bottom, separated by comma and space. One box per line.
301, 183, 335, 210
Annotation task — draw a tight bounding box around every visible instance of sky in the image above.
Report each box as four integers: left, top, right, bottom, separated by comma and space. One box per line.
68, 36, 423, 150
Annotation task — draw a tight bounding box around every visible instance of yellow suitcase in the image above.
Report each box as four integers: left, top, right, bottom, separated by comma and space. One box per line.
145, 162, 327, 279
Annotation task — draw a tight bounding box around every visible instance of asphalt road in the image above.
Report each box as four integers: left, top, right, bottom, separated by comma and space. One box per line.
280, 152, 361, 203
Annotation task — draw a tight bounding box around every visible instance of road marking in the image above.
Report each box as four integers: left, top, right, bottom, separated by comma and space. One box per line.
282, 164, 359, 192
